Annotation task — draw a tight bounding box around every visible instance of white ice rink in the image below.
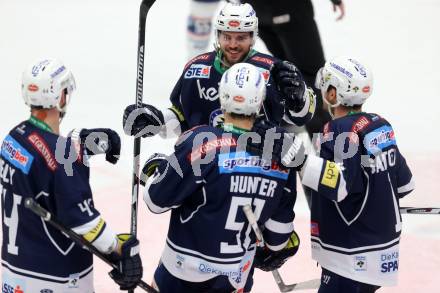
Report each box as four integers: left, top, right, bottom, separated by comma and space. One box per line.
1, 0, 439, 292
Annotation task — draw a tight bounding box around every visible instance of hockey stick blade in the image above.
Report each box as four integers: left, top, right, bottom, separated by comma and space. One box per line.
243, 205, 320, 292
272, 269, 320, 292
24, 198, 158, 293
400, 207, 440, 215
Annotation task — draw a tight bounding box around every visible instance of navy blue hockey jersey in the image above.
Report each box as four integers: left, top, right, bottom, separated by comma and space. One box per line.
301, 112, 414, 286
168, 50, 315, 132
144, 125, 297, 288
1, 119, 100, 283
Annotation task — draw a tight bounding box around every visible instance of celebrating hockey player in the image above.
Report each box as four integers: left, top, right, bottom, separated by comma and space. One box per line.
296, 57, 415, 292
123, 2, 316, 143
1, 59, 143, 292
142, 63, 300, 293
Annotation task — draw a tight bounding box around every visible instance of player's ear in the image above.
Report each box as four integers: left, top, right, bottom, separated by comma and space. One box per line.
327, 86, 337, 104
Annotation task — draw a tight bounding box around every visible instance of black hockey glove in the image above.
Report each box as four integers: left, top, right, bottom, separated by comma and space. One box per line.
140, 153, 167, 186
71, 128, 121, 164
254, 230, 300, 272
271, 60, 306, 113
247, 119, 306, 168
123, 103, 165, 138
109, 234, 143, 290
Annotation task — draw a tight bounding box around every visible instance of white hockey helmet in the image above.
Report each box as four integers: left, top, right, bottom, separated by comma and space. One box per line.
214, 3, 258, 47
219, 63, 266, 116
315, 56, 373, 107
22, 58, 76, 113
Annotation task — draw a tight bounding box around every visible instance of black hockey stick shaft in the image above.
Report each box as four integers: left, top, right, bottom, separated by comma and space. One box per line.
24, 198, 158, 293
400, 207, 440, 215
131, 2, 156, 290
130, 0, 156, 243
242, 205, 320, 292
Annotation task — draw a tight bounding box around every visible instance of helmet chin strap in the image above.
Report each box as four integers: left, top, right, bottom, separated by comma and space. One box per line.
321, 89, 340, 119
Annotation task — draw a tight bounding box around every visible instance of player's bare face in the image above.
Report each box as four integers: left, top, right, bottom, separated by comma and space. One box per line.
219, 31, 252, 65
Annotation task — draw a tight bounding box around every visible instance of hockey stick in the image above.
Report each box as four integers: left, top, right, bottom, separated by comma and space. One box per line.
400, 207, 440, 215
24, 198, 158, 293
242, 205, 320, 292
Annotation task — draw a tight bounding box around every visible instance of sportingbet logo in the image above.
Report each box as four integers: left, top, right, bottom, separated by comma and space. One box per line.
184, 64, 211, 79
1, 140, 29, 167
223, 156, 272, 171
365, 126, 396, 154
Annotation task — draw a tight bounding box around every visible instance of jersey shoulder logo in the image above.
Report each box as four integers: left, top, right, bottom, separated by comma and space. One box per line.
1, 135, 34, 174
27, 132, 57, 171
251, 56, 274, 67
185, 64, 211, 79
256, 67, 270, 84
184, 54, 211, 70
364, 125, 396, 155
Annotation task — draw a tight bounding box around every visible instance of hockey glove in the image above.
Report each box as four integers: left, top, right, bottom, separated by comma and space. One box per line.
271, 60, 306, 113
140, 153, 167, 186
247, 119, 306, 168
123, 103, 165, 138
109, 234, 143, 290
71, 128, 121, 164
254, 230, 300, 272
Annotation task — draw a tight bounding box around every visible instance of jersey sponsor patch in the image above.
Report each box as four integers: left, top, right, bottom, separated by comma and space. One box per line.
354, 255, 367, 271
364, 125, 396, 155
83, 218, 105, 243
251, 56, 274, 66
189, 137, 237, 162
218, 151, 289, 179
311, 221, 319, 236
380, 251, 399, 273
27, 132, 57, 171
1, 274, 26, 293
184, 54, 210, 69
1, 135, 34, 174
184, 64, 212, 79
209, 109, 224, 127
349, 116, 370, 143
320, 161, 339, 189
256, 67, 270, 84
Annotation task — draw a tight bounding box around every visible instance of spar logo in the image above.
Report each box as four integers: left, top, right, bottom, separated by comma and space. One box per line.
1, 140, 30, 167
380, 251, 399, 273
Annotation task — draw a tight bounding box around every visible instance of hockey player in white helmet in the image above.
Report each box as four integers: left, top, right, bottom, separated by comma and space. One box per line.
284, 56, 415, 292
1, 58, 143, 292
142, 63, 300, 293
123, 2, 316, 161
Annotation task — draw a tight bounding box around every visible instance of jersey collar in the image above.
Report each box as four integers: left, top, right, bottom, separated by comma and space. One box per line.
214, 49, 258, 74
222, 123, 248, 135
28, 115, 53, 133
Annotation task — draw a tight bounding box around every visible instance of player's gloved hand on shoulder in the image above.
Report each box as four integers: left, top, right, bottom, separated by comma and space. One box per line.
140, 153, 167, 186
109, 234, 143, 290
123, 103, 164, 138
271, 60, 306, 113
70, 128, 121, 164
254, 230, 300, 272
247, 119, 306, 168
